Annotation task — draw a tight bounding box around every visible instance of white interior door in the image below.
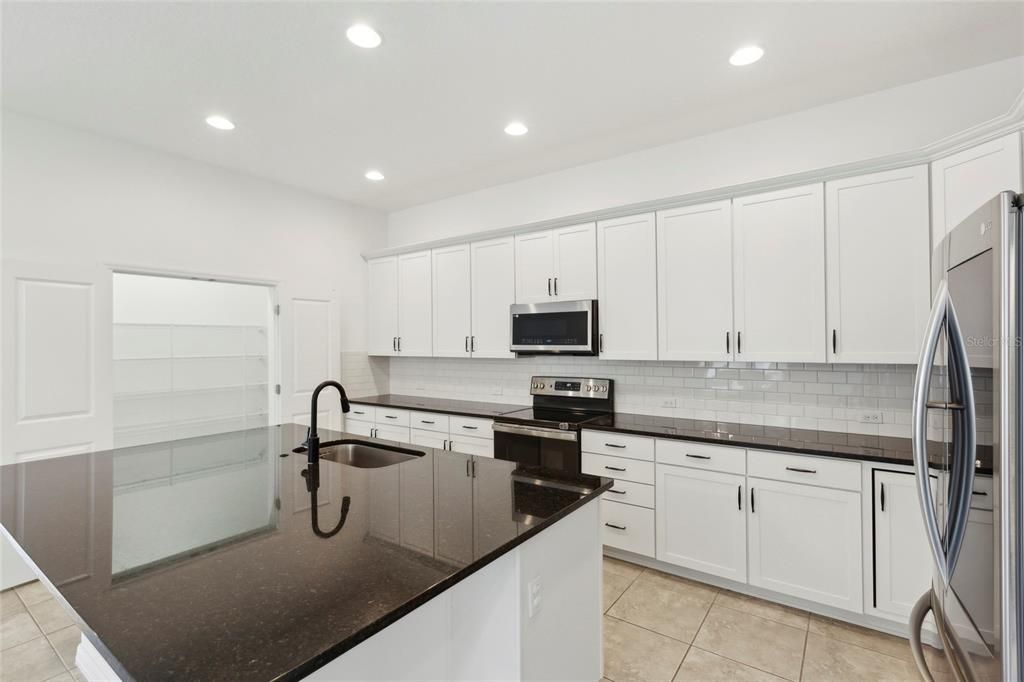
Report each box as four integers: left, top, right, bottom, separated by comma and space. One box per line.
470, 236, 515, 358
826, 166, 930, 363
1, 260, 113, 464
432, 244, 472, 358
657, 201, 734, 361
552, 223, 597, 300
279, 286, 340, 433
515, 230, 554, 304
397, 251, 432, 356
367, 257, 398, 356
597, 214, 657, 360
733, 184, 826, 363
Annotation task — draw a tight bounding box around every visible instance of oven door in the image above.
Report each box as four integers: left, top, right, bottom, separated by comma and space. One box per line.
493, 423, 581, 478
509, 300, 597, 355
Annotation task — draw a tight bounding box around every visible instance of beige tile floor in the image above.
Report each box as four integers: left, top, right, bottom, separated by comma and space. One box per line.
1, 583, 83, 682
602, 556, 951, 682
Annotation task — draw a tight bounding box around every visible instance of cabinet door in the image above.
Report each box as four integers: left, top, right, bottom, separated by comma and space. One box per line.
470, 236, 515, 358
434, 452, 474, 566
448, 435, 493, 458
826, 167, 930, 363
431, 244, 472, 358
553, 223, 597, 300
733, 184, 826, 362
345, 419, 374, 438
400, 451, 435, 556
657, 201, 734, 361
397, 251, 432, 356
409, 427, 448, 450
873, 470, 935, 620
515, 230, 555, 303
656, 465, 746, 582
367, 257, 399, 356
748, 477, 863, 612
597, 214, 658, 360
931, 132, 1022, 247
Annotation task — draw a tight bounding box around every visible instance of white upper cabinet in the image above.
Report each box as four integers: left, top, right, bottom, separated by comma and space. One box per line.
826, 166, 930, 364
931, 132, 1022, 248
657, 201, 734, 361
470, 236, 516, 358
597, 213, 657, 360
515, 223, 596, 303
733, 183, 826, 363
367, 256, 399, 356
397, 251, 433, 356
432, 244, 473, 358
552, 223, 598, 300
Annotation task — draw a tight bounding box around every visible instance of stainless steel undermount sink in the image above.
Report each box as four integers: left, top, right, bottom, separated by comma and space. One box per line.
314, 440, 423, 468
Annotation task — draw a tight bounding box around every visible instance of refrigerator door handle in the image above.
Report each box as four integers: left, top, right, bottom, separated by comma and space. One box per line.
943, 293, 977, 576
909, 591, 937, 682
911, 279, 951, 586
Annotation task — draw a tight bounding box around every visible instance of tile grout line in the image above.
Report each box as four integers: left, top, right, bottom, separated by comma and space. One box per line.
670, 589, 720, 680
603, 562, 645, 615
11, 585, 72, 673
603, 613, 694, 646
685, 643, 791, 681
798, 622, 810, 681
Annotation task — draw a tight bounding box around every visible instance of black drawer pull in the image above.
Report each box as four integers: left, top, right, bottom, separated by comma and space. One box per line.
353, 411, 366, 415
604, 523, 627, 531
785, 466, 817, 474
686, 454, 711, 460
462, 425, 479, 430
608, 489, 626, 495
605, 443, 626, 448
605, 466, 626, 472
384, 415, 398, 420
420, 420, 435, 425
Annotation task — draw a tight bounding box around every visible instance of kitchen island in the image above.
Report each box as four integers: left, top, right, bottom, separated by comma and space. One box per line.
0, 423, 611, 681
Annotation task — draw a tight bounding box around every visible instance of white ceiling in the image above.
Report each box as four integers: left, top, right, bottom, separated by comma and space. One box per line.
3, 2, 1023, 211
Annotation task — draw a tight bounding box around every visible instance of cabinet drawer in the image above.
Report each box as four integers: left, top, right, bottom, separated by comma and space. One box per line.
656, 440, 745, 474
582, 453, 655, 485
449, 435, 493, 458
348, 405, 375, 423
747, 449, 860, 492
582, 431, 654, 461
409, 428, 448, 450
375, 408, 410, 427
971, 476, 993, 510
346, 419, 374, 437
450, 416, 493, 440
374, 424, 411, 443
410, 411, 450, 434
603, 480, 655, 509
601, 500, 655, 557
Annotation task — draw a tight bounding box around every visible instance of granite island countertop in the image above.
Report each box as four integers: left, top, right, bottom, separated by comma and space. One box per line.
0, 423, 611, 681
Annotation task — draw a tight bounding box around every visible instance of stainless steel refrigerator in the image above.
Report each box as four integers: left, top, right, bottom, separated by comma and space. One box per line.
910, 191, 1022, 681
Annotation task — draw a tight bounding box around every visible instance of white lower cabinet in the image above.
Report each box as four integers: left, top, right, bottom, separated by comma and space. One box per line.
448, 435, 493, 458
747, 476, 863, 612
349, 405, 494, 458
601, 500, 655, 557
409, 427, 448, 450
871, 469, 935, 620
656, 465, 747, 583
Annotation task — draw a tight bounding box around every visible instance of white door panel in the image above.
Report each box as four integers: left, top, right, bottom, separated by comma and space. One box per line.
432, 245, 472, 358
280, 288, 339, 433
552, 223, 597, 300
367, 257, 398, 356
397, 251, 432, 356
597, 214, 657, 360
657, 201, 734, 361
515, 230, 555, 304
470, 237, 515, 358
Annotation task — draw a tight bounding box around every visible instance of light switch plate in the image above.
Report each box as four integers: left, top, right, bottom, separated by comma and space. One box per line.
528, 576, 542, 618
858, 411, 883, 424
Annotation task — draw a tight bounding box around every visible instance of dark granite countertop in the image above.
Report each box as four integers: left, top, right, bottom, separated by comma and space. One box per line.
583, 412, 993, 473
348, 394, 525, 419
0, 424, 610, 681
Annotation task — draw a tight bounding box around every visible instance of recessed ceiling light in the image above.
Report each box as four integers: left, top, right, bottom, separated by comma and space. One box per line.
365, 170, 385, 181
729, 45, 764, 66
504, 121, 528, 136
205, 115, 235, 131
347, 24, 382, 49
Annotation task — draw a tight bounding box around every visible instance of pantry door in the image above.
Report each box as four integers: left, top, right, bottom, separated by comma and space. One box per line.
277, 285, 340, 432
1, 260, 113, 465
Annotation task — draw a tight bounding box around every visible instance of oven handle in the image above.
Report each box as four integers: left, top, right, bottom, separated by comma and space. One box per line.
492, 422, 579, 442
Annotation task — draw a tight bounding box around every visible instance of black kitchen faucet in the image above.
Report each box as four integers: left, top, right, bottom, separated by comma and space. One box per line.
306, 380, 351, 464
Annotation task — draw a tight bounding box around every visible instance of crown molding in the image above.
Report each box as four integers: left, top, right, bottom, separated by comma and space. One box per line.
364, 89, 1024, 260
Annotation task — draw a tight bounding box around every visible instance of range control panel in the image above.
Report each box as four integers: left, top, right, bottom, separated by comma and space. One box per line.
529, 376, 612, 398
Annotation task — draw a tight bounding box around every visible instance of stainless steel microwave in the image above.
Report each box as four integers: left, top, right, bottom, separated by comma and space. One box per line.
509, 300, 598, 355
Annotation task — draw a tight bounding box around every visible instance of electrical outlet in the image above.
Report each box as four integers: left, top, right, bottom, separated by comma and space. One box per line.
661, 398, 678, 408
528, 576, 542, 618
859, 411, 883, 424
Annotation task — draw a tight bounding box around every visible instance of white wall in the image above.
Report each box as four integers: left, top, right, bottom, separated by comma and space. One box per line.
388, 57, 1024, 246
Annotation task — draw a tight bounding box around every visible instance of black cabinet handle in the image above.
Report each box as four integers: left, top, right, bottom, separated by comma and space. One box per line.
750, 488, 755, 513
880, 482, 886, 512
832, 329, 837, 354
465, 458, 470, 476
605, 443, 626, 449
547, 278, 552, 296
462, 425, 478, 430
785, 466, 817, 474
471, 336, 476, 352
726, 331, 730, 354
554, 277, 558, 295
608, 489, 626, 495
737, 484, 742, 510
600, 333, 604, 353
605, 466, 626, 472
384, 415, 398, 420
737, 331, 742, 354
686, 453, 711, 460
392, 337, 397, 351
398, 337, 401, 352
604, 523, 627, 531
972, 491, 988, 496
465, 336, 469, 352
420, 420, 435, 425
